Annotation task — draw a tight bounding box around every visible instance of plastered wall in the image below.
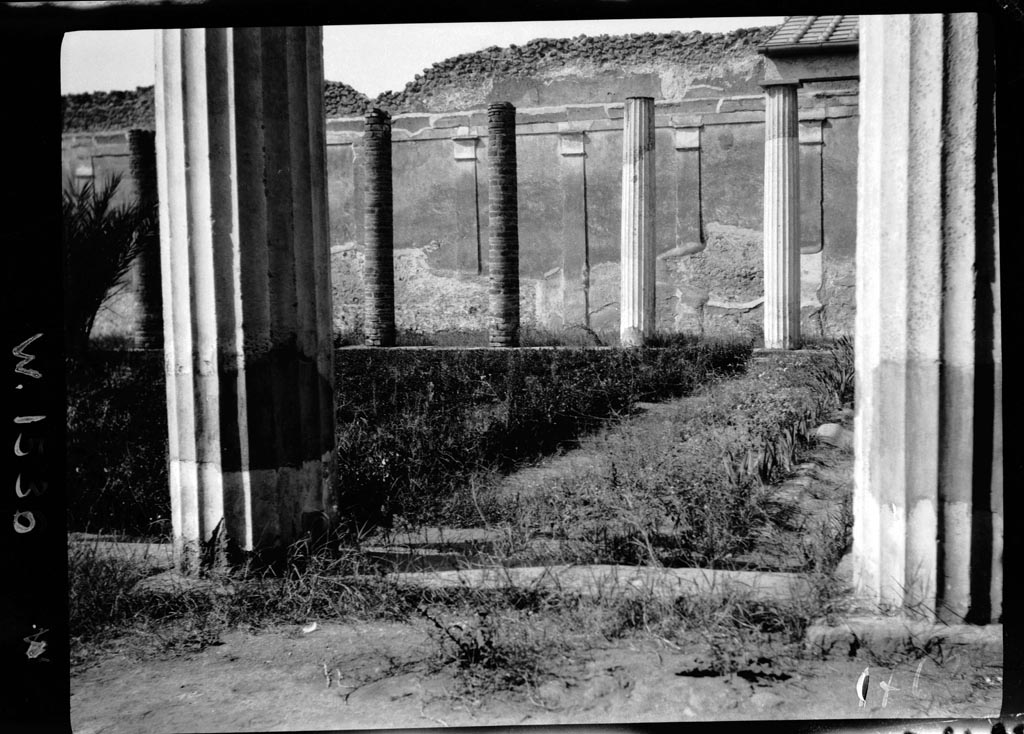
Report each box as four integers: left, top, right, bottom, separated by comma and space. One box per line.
61, 29, 859, 343
320, 87, 859, 340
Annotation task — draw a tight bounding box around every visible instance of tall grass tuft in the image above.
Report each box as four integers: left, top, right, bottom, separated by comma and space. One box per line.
68, 539, 152, 642
808, 335, 854, 409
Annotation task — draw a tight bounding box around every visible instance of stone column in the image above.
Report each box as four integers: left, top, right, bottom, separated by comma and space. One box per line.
487, 102, 519, 347
761, 81, 801, 350
155, 27, 336, 573
620, 97, 655, 347
128, 128, 163, 350
362, 109, 395, 346
853, 14, 1001, 623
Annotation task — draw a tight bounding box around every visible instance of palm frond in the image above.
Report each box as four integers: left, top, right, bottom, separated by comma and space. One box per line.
63, 173, 159, 354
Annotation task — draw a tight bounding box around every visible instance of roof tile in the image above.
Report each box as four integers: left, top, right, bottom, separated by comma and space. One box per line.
760, 15, 859, 53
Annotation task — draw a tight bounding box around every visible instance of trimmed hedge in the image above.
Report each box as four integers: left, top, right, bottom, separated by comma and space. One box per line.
66, 341, 751, 536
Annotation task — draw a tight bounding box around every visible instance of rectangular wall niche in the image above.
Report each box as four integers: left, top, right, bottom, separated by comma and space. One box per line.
559, 131, 588, 327
452, 136, 481, 274
674, 126, 703, 247
799, 118, 824, 255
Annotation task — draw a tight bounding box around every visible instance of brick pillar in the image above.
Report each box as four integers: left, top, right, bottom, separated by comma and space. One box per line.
487, 102, 519, 347
155, 27, 336, 573
853, 14, 1001, 623
620, 97, 655, 347
362, 108, 395, 347
128, 128, 163, 350
761, 81, 802, 350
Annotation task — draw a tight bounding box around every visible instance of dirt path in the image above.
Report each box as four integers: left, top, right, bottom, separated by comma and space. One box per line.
71, 619, 1001, 733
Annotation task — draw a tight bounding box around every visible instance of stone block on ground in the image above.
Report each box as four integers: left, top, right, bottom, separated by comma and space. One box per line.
814, 422, 853, 451
804, 616, 1002, 664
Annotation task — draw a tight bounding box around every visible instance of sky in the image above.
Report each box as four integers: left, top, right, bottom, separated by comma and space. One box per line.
61, 17, 785, 98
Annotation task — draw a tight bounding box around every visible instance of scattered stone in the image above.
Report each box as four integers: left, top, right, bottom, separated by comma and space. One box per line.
536, 678, 568, 705
834, 551, 853, 583
804, 616, 1003, 663
815, 423, 854, 451
749, 690, 785, 709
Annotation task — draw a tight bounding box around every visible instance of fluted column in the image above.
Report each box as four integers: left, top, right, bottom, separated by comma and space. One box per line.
362, 108, 395, 346
620, 96, 655, 347
155, 27, 336, 573
128, 128, 163, 350
761, 81, 801, 350
487, 102, 519, 347
853, 14, 1001, 623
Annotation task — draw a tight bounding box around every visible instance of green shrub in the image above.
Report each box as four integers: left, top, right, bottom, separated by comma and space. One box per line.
66, 350, 169, 536
334, 340, 751, 528
65, 338, 751, 536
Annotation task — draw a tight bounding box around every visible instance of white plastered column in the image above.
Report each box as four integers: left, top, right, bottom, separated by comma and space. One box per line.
619, 97, 655, 347
761, 81, 802, 350
853, 14, 1001, 623
155, 28, 336, 572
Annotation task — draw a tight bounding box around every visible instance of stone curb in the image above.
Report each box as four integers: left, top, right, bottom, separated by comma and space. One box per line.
386, 564, 811, 602
805, 615, 1003, 662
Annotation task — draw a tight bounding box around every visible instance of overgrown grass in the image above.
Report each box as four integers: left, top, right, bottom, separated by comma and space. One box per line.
68, 537, 154, 642
66, 351, 169, 536
69, 336, 859, 702
66, 336, 750, 535
69, 530, 833, 697
807, 335, 855, 410
466, 349, 845, 571
69, 535, 417, 658
333, 326, 708, 349
334, 339, 750, 528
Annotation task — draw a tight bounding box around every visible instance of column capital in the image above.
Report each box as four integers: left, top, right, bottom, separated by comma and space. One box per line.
364, 107, 391, 125
759, 79, 803, 89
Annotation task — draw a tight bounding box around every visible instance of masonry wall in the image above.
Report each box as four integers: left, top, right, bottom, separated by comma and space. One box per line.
61, 28, 859, 343
322, 86, 859, 340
